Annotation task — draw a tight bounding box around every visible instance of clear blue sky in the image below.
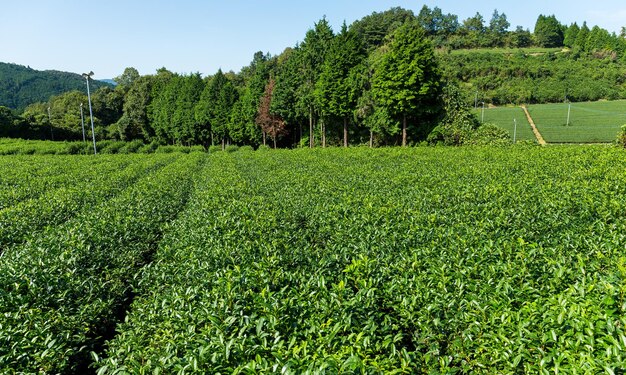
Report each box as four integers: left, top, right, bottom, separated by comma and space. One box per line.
2, 0, 625, 80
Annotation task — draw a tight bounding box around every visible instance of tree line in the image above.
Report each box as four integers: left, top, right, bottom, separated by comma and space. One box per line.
2, 6, 625, 148
418, 6, 626, 53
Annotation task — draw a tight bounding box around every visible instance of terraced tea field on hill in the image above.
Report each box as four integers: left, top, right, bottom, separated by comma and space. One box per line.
1, 147, 625, 373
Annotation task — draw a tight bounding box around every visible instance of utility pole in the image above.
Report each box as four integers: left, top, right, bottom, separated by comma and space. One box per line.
481, 102, 485, 123
80, 103, 86, 142
82, 72, 97, 155
566, 103, 571, 126
47, 106, 54, 140
513, 118, 517, 144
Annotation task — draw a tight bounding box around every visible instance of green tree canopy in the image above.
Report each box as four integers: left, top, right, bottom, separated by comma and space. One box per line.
349, 7, 416, 51
296, 18, 334, 147
372, 22, 442, 146
195, 69, 237, 147
315, 23, 366, 146
563, 23, 580, 48
488, 10, 510, 47
534, 14, 564, 47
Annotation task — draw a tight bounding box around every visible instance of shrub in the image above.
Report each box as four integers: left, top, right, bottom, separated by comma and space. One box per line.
189, 145, 206, 153
427, 84, 479, 146
16, 147, 36, 155
515, 139, 539, 147
257, 144, 271, 151
155, 145, 177, 154
95, 140, 114, 151
65, 142, 89, 155
224, 145, 239, 153
617, 124, 626, 148
239, 145, 254, 152
100, 141, 126, 154
119, 140, 145, 154
466, 123, 512, 146
138, 141, 159, 154
208, 145, 222, 154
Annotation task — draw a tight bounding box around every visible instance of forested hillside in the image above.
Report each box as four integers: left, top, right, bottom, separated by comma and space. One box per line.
0, 63, 111, 110
440, 48, 626, 105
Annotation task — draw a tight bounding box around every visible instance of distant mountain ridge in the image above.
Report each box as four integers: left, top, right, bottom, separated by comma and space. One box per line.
0, 62, 112, 110
99, 79, 118, 86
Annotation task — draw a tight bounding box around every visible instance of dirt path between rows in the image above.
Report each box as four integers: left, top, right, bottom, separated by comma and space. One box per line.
521, 106, 547, 146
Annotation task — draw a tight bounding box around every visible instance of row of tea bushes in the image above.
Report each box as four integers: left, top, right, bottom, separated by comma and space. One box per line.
0, 153, 205, 373
0, 155, 114, 209
0, 138, 207, 155
0, 154, 176, 253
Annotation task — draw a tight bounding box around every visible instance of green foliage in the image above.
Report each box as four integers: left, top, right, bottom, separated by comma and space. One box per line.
138, 141, 159, 154
224, 144, 239, 153
439, 49, 626, 105
229, 52, 273, 146
534, 14, 564, 47
99, 140, 126, 154
488, 9, 510, 47
459, 12, 487, 48
427, 84, 479, 145
117, 74, 154, 140
372, 22, 442, 143
465, 123, 512, 145
151, 73, 205, 146
417, 5, 459, 47
114, 67, 140, 87
563, 23, 580, 48
617, 124, 626, 147
208, 145, 222, 153
297, 18, 335, 145
118, 139, 145, 154
315, 24, 365, 120
350, 7, 416, 51
271, 48, 304, 128
195, 69, 237, 146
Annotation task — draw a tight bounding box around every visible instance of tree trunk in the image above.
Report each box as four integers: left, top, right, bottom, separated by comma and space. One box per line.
262, 131, 266, 146
402, 114, 407, 147
343, 117, 348, 147
273, 136, 277, 149
309, 107, 314, 148
369, 130, 373, 148
221, 138, 225, 150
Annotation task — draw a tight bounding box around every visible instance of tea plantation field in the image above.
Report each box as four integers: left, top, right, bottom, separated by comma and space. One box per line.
1, 147, 626, 374
528, 100, 626, 143
472, 106, 536, 142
